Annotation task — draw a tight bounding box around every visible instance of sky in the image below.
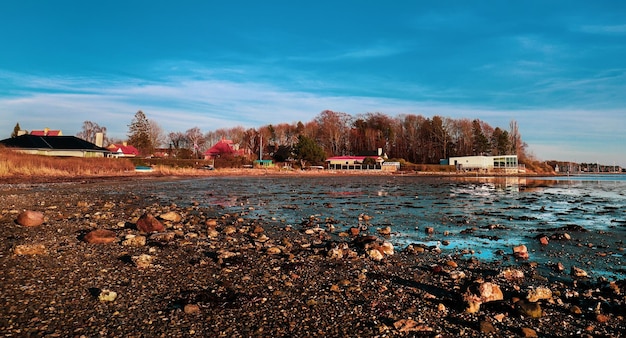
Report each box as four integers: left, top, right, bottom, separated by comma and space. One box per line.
1, 1, 625, 166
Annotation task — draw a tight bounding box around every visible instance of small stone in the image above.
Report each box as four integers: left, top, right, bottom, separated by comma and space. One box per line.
349, 227, 360, 236
253, 225, 264, 233
206, 219, 218, 228
132, 254, 154, 268
13, 244, 47, 255
223, 226, 237, 235
327, 247, 343, 259
184, 304, 200, 314
520, 327, 538, 337
596, 314, 609, 323
380, 241, 394, 255
513, 245, 529, 259
377, 226, 391, 235
425, 227, 434, 235
517, 300, 542, 318
570, 305, 583, 315
571, 266, 588, 277
159, 211, 182, 222
330, 284, 341, 293
122, 235, 146, 247
207, 229, 219, 238
367, 248, 384, 261
437, 303, 447, 312
479, 320, 497, 333
149, 232, 175, 243
445, 260, 458, 268
539, 236, 549, 245
527, 287, 552, 302
98, 289, 117, 302
84, 229, 117, 244
136, 213, 165, 233
266, 246, 281, 255
499, 268, 524, 280
16, 210, 45, 227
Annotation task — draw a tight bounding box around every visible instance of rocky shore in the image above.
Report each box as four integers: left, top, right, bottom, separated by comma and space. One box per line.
1, 179, 624, 337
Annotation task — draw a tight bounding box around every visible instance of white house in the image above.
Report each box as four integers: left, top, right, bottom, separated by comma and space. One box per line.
449, 155, 519, 172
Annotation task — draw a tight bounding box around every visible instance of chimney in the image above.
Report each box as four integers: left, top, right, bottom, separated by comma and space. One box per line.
123, 141, 128, 146
378, 148, 382, 156
95, 132, 104, 147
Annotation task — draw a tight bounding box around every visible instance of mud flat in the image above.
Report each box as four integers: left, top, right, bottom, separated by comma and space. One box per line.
0, 178, 624, 337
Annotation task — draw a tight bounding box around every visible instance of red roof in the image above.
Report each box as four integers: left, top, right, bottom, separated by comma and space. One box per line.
107, 143, 139, 156
31, 130, 62, 136
205, 139, 245, 157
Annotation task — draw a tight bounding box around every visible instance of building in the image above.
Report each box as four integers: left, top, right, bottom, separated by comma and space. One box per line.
448, 155, 520, 172
326, 155, 384, 170
0, 134, 110, 157
30, 128, 63, 136
204, 138, 247, 160
107, 142, 140, 157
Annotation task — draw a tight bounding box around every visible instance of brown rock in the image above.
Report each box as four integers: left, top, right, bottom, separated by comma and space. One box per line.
527, 287, 552, 302
136, 213, 165, 233
16, 210, 44, 227
149, 232, 176, 243
349, 227, 360, 237
571, 266, 588, 277
517, 300, 542, 318
596, 314, 609, 323
84, 229, 117, 244
184, 304, 201, 314
513, 245, 529, 259
425, 227, 435, 235
570, 305, 583, 315
479, 320, 497, 333
521, 327, 538, 337
159, 211, 182, 222
539, 236, 549, 245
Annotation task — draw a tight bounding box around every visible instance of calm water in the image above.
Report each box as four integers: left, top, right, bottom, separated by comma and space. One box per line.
148, 174, 626, 279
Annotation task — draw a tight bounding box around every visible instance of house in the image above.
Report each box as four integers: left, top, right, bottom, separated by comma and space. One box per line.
204, 138, 246, 160
0, 134, 110, 157
326, 155, 384, 170
107, 142, 140, 157
448, 155, 520, 172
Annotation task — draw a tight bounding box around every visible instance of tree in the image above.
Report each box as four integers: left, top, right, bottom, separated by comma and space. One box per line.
127, 110, 152, 156
472, 119, 490, 155
294, 135, 326, 168
491, 127, 510, 155
77, 121, 107, 145
11, 123, 21, 138
185, 127, 206, 159
148, 120, 166, 149
167, 132, 191, 158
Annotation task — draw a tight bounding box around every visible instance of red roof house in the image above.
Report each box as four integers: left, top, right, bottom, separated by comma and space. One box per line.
204, 139, 246, 159
107, 142, 140, 157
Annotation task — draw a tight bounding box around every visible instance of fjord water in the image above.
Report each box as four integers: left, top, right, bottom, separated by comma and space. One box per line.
156, 174, 626, 279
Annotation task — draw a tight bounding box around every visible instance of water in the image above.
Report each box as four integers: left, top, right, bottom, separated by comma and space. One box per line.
147, 174, 626, 279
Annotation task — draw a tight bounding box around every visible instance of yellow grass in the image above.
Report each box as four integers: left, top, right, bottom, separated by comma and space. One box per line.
0, 147, 136, 178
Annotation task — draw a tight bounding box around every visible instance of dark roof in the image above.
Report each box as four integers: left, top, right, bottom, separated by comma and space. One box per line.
0, 135, 109, 152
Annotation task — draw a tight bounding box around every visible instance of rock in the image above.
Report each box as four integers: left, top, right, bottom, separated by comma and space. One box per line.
570, 305, 583, 315
122, 235, 146, 247
207, 229, 219, 238
349, 227, 360, 236
368, 248, 384, 261
539, 236, 549, 245
149, 232, 176, 243
98, 289, 117, 302
184, 304, 200, 314
223, 226, 237, 235
464, 282, 504, 313
206, 219, 218, 228
517, 300, 542, 318
513, 245, 529, 259
571, 266, 588, 277
136, 213, 165, 233
13, 244, 47, 255
445, 260, 458, 268
159, 211, 182, 222
327, 247, 343, 259
499, 268, 524, 280
393, 319, 433, 333
16, 210, 44, 227
425, 227, 434, 235
380, 241, 394, 255
521, 327, 538, 337
527, 287, 552, 302
479, 320, 497, 333
596, 314, 609, 323
84, 229, 117, 244
266, 246, 281, 255
132, 254, 154, 268
377, 226, 391, 235
449, 271, 466, 280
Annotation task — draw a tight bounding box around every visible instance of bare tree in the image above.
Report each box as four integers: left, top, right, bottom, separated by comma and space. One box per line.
77, 121, 108, 145
148, 119, 166, 149
186, 127, 206, 159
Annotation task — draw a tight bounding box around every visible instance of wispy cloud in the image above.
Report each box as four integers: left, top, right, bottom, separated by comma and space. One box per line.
578, 24, 626, 35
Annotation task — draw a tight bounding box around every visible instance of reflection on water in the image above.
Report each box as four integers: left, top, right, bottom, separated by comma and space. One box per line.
144, 175, 626, 279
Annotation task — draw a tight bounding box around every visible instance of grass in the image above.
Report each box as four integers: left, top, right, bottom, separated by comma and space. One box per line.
0, 147, 136, 178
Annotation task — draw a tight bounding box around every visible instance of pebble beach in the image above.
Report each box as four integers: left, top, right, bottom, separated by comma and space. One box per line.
1, 174, 625, 337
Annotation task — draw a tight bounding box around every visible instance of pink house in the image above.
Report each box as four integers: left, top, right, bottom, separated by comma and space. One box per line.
204, 139, 246, 159
107, 142, 140, 157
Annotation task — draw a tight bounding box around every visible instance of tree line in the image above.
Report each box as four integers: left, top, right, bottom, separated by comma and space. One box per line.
51, 109, 529, 165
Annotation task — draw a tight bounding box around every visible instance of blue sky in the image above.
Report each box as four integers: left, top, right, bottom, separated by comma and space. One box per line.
1, 1, 625, 166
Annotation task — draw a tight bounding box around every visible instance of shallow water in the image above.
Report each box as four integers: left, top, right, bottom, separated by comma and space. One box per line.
140, 175, 626, 279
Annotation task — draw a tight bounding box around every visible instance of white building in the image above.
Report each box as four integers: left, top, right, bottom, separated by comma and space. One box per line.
449, 155, 520, 172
